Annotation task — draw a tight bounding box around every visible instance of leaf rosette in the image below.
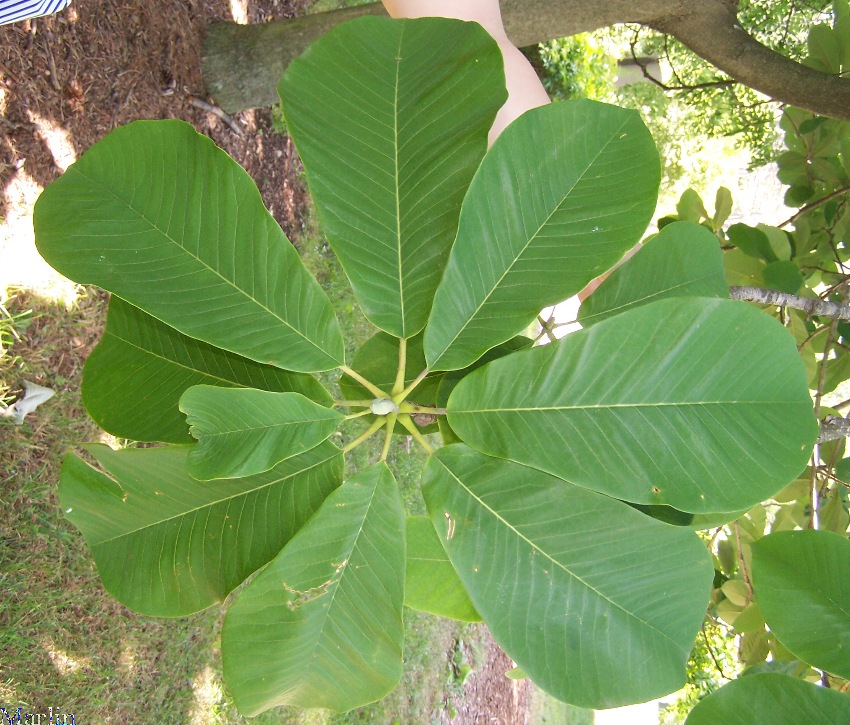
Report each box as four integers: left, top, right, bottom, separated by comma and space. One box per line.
32, 14, 821, 719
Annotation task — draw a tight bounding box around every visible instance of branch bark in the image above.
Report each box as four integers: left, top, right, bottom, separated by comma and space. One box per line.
202, 0, 850, 120
730, 286, 850, 321
652, 0, 850, 121
818, 416, 850, 443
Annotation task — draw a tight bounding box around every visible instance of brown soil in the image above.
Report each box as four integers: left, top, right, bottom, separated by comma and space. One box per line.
0, 3, 530, 722
0, 0, 310, 237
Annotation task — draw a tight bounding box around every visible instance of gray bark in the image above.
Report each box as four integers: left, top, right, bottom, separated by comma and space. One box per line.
730, 287, 850, 321
201, 0, 850, 121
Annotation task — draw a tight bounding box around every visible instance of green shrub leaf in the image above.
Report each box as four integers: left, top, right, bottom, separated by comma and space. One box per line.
422, 444, 713, 708
279, 16, 506, 338
578, 221, 728, 327
424, 99, 660, 371
447, 298, 816, 513
59, 441, 342, 616
685, 673, 850, 724
222, 462, 405, 715
404, 515, 480, 622
34, 119, 344, 372
82, 296, 331, 444
751, 530, 850, 679
180, 387, 343, 480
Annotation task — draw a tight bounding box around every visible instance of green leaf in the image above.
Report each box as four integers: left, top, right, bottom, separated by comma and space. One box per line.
741, 660, 810, 679
578, 221, 728, 327
434, 336, 532, 444
808, 24, 842, 73
180, 387, 343, 480
435, 335, 533, 408
820, 485, 850, 534
34, 119, 344, 372
82, 297, 331, 444
59, 441, 342, 616
713, 187, 734, 229
751, 530, 850, 679
222, 463, 405, 715
837, 14, 850, 69
422, 445, 713, 709
279, 17, 506, 338
763, 261, 804, 294
404, 515, 480, 622
728, 223, 777, 262
627, 502, 694, 526
723, 248, 764, 288
447, 298, 816, 513
685, 673, 850, 724
425, 99, 660, 371
677, 188, 709, 223
757, 224, 793, 262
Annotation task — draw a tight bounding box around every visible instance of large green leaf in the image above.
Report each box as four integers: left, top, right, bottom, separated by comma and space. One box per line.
404, 515, 480, 622
434, 335, 532, 444
34, 119, 344, 372
578, 221, 728, 327
447, 298, 816, 513
180, 387, 343, 480
82, 297, 331, 444
422, 445, 712, 708
222, 463, 405, 715
59, 441, 342, 616
751, 530, 850, 679
685, 673, 850, 724
424, 100, 660, 371
279, 16, 506, 337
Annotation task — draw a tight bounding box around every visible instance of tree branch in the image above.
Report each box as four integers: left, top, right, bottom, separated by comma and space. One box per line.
628, 33, 734, 92
730, 286, 850, 321
818, 416, 850, 443
202, 0, 850, 120
779, 185, 850, 228
653, 1, 850, 120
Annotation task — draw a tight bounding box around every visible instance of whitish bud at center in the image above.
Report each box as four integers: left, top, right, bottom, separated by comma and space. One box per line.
370, 398, 398, 415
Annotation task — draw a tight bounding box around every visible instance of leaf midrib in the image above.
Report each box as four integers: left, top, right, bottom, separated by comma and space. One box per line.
433, 455, 683, 649
90, 448, 340, 545
73, 166, 337, 364
580, 272, 726, 324
393, 28, 406, 336
453, 400, 798, 413
103, 329, 260, 388
299, 472, 389, 691
432, 115, 632, 366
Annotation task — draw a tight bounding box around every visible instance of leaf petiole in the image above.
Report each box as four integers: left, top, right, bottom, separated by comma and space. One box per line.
341, 416, 386, 452
397, 414, 435, 454
395, 367, 429, 403
379, 412, 398, 461
339, 365, 388, 399
392, 338, 407, 396
345, 409, 373, 420
397, 402, 446, 416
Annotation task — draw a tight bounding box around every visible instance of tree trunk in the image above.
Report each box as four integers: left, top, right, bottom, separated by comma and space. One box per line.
202, 4, 387, 112
201, 0, 850, 121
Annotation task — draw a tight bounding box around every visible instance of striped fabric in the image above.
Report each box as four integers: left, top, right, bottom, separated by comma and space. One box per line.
0, 0, 72, 25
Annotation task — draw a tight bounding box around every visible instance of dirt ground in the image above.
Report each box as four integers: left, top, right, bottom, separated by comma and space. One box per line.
0, 2, 530, 722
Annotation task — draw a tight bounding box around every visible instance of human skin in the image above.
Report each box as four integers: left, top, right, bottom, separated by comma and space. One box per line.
381, 0, 550, 143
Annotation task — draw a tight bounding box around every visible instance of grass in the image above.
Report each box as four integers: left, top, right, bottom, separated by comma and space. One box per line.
0, 216, 466, 722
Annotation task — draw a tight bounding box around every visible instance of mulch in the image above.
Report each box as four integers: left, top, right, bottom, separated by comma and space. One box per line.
0, 0, 310, 238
